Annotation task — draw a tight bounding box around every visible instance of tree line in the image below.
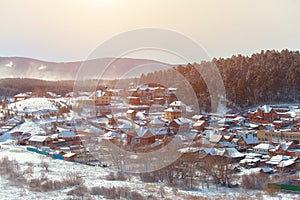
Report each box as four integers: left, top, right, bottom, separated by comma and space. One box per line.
140, 49, 300, 112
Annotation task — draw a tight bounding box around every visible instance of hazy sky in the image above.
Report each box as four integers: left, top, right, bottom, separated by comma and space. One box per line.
0, 0, 300, 63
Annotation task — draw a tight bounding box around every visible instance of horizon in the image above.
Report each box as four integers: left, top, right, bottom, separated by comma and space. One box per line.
0, 48, 299, 64
0, 0, 300, 63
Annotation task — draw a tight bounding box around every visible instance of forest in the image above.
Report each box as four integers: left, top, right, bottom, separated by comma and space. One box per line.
140, 49, 300, 112
0, 78, 74, 97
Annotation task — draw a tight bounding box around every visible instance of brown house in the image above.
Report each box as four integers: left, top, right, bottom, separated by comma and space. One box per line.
126, 110, 137, 119
169, 101, 186, 112
236, 133, 259, 150
14, 92, 31, 102
269, 141, 295, 156
164, 107, 182, 120
169, 117, 192, 133
93, 90, 111, 105
193, 120, 207, 131
127, 96, 140, 105
127, 127, 155, 146
28, 136, 53, 147
63, 152, 77, 162
248, 105, 279, 122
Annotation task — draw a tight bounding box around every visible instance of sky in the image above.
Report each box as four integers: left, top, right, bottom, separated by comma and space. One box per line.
0, 0, 300, 63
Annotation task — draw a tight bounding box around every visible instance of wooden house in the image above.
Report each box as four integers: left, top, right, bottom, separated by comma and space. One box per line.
126, 109, 137, 119
236, 133, 259, 149
269, 141, 294, 156
127, 96, 140, 105
248, 105, 279, 122
14, 92, 31, 102
28, 135, 53, 147
253, 143, 276, 155
169, 117, 192, 133
193, 120, 206, 131
127, 127, 155, 146
169, 101, 186, 112
164, 107, 181, 120
93, 90, 110, 105
63, 152, 77, 162
58, 131, 81, 146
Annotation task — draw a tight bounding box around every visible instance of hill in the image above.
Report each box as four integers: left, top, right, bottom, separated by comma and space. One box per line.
0, 57, 172, 80
140, 49, 300, 111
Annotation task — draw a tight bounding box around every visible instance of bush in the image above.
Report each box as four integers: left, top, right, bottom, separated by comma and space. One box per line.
105, 171, 127, 181
116, 171, 127, 181
67, 185, 89, 198
105, 172, 116, 181
139, 172, 158, 183
129, 191, 146, 200
90, 186, 146, 200
241, 172, 270, 190
41, 180, 63, 192
28, 178, 42, 191
62, 172, 84, 187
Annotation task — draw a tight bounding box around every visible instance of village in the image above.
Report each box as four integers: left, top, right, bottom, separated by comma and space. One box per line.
0, 83, 300, 194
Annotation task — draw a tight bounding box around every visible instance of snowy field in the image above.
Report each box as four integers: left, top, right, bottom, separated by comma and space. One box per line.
0, 141, 299, 200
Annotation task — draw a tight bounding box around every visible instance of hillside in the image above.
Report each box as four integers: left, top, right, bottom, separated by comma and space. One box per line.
0, 78, 74, 97
140, 49, 300, 111
0, 57, 172, 80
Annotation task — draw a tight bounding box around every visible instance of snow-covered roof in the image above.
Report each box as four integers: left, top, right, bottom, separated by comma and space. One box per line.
193, 120, 205, 127
103, 131, 119, 137
46, 92, 60, 98
261, 167, 273, 173
219, 141, 236, 147
126, 110, 136, 114
241, 134, 259, 145
209, 134, 223, 143
275, 141, 293, 151
28, 135, 51, 142
269, 155, 290, 162
127, 96, 139, 99
118, 123, 132, 129
63, 153, 76, 158
277, 159, 296, 168
258, 105, 275, 113
233, 116, 245, 122
204, 148, 225, 156
203, 147, 243, 158
155, 127, 168, 136
165, 107, 181, 113
225, 148, 244, 158
14, 92, 31, 98
135, 126, 154, 138
94, 90, 107, 97
173, 117, 193, 125
178, 147, 201, 153
192, 115, 204, 120
253, 143, 275, 150
170, 101, 186, 107
149, 118, 164, 125
59, 131, 76, 138
240, 157, 261, 164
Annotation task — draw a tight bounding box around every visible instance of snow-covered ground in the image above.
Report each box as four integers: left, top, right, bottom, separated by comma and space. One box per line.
0, 142, 299, 200
8, 97, 59, 114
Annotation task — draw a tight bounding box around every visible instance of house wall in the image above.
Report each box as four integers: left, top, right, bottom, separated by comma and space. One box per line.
140, 136, 156, 146
165, 111, 181, 120
257, 130, 300, 144
95, 95, 110, 105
